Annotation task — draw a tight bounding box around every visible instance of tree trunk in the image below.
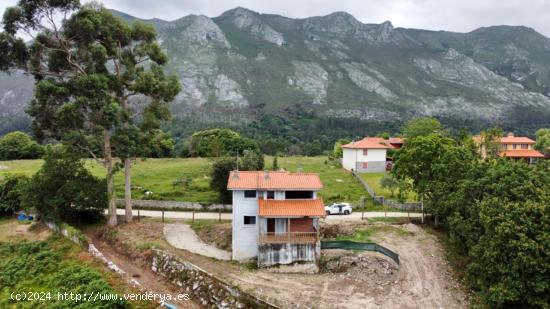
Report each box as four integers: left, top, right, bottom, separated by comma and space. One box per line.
124, 157, 133, 223
122, 97, 133, 223
104, 129, 117, 227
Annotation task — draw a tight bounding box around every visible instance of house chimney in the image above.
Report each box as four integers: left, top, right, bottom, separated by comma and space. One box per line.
507, 132, 514, 137
264, 170, 270, 180
232, 171, 239, 179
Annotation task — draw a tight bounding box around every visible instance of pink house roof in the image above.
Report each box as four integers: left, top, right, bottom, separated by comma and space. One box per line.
342, 137, 391, 149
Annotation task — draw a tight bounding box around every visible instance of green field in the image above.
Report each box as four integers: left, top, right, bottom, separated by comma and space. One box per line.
0, 157, 371, 205
360, 172, 418, 202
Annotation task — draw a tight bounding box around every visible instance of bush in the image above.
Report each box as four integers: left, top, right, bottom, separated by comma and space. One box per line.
0, 240, 128, 308
22, 146, 107, 224
0, 131, 44, 160
189, 128, 259, 157
0, 174, 28, 217
210, 157, 237, 204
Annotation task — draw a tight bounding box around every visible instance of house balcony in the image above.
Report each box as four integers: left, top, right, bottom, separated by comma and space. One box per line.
258, 232, 318, 244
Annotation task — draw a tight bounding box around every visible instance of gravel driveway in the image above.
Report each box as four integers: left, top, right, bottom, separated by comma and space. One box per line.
164, 223, 231, 260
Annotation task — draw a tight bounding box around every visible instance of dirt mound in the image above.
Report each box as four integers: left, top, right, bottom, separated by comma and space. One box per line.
194, 223, 232, 251
320, 221, 367, 238
321, 249, 398, 274
400, 223, 422, 234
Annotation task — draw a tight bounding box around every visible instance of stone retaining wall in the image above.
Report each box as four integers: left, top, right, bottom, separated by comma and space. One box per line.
116, 199, 231, 211
151, 249, 277, 309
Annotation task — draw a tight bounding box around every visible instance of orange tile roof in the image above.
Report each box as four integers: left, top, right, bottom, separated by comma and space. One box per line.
388, 137, 404, 144
258, 199, 326, 217
473, 134, 535, 144
227, 171, 323, 190
500, 136, 535, 144
342, 137, 391, 149
498, 150, 545, 158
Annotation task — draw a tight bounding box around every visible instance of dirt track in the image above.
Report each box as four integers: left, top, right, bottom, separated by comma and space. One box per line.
219, 222, 468, 308
87, 219, 468, 309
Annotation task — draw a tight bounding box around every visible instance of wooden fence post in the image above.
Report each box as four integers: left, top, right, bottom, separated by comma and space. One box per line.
218, 208, 221, 222
137, 209, 140, 222
162, 210, 164, 223
192, 209, 195, 223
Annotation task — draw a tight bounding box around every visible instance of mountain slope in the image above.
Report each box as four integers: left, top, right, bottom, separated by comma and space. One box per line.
2, 7, 550, 136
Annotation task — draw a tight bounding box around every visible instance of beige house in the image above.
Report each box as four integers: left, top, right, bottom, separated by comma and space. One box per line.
474, 132, 544, 164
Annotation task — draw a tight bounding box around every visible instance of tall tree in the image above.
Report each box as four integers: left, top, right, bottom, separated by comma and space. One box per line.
479, 127, 504, 159
535, 128, 550, 156
401, 117, 445, 141
1, 1, 180, 226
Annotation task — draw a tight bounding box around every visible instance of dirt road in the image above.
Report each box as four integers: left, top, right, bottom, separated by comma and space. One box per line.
116, 209, 423, 221
87, 234, 201, 309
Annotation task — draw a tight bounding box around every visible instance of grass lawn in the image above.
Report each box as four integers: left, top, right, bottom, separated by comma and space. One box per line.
0, 156, 372, 205
360, 172, 418, 202
333, 224, 412, 243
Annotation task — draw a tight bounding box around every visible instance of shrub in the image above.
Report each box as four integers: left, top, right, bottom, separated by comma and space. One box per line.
22, 146, 106, 224
0, 174, 28, 217
0, 131, 44, 160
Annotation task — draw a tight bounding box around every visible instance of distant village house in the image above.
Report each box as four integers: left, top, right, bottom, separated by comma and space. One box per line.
474, 132, 544, 164
342, 137, 403, 173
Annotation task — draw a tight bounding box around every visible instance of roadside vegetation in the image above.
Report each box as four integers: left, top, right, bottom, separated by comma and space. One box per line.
392, 118, 550, 308
0, 220, 153, 309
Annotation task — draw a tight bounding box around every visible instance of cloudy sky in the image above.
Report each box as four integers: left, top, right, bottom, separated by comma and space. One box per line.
1, 0, 550, 36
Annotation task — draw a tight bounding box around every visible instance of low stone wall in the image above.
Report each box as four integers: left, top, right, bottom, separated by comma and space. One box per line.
116, 199, 231, 212
257, 242, 320, 269
151, 249, 277, 309
46, 222, 88, 247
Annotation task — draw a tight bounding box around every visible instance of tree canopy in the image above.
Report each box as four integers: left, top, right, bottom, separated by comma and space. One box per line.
392, 125, 550, 307
1, 0, 180, 226
535, 128, 550, 155
401, 117, 445, 140
0, 131, 43, 160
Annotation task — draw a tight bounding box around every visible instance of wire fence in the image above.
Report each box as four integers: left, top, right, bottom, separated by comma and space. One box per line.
352, 171, 422, 212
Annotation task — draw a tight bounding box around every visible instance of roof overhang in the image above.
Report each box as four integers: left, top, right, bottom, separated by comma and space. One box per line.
258, 199, 326, 217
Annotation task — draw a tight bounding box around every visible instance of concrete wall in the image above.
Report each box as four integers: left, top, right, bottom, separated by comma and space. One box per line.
355, 160, 386, 173
232, 190, 259, 260
342, 148, 387, 172
257, 242, 320, 267
342, 148, 357, 171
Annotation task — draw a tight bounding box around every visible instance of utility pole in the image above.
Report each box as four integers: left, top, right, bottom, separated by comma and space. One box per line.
421, 193, 424, 224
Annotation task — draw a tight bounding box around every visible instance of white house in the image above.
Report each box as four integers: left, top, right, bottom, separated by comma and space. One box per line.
227, 170, 325, 268
342, 137, 395, 173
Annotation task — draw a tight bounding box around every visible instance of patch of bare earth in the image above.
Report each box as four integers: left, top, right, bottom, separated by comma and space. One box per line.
192, 222, 232, 251
0, 220, 51, 242
84, 219, 201, 308
89, 218, 468, 309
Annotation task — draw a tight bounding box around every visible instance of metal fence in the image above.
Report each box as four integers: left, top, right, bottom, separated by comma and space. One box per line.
321, 240, 400, 264
352, 171, 422, 212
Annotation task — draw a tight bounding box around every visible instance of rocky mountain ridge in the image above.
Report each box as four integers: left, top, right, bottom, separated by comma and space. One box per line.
2, 7, 550, 135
